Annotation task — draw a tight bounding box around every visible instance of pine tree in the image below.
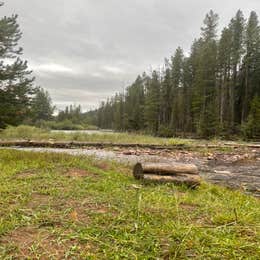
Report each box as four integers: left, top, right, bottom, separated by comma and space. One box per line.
229, 10, 245, 129
0, 4, 35, 128
144, 71, 160, 134
124, 75, 145, 131
182, 57, 193, 133
242, 11, 260, 122
217, 27, 232, 132
160, 59, 172, 127
190, 38, 203, 132
113, 93, 124, 130
170, 47, 184, 133
31, 87, 55, 122
193, 10, 219, 137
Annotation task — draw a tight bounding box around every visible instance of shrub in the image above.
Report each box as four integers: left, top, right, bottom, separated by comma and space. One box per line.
35, 120, 99, 131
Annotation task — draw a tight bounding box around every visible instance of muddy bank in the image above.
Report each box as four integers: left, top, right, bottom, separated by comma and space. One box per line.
2, 146, 260, 197
1, 140, 260, 150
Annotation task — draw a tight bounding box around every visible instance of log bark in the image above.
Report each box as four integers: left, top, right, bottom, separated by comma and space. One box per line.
133, 162, 201, 187
133, 162, 199, 178
143, 174, 201, 187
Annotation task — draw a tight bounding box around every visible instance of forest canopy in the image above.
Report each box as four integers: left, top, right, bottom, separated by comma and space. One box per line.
88, 10, 260, 139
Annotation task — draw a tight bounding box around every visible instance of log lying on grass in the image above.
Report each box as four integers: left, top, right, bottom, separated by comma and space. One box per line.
133, 162, 201, 187
133, 162, 199, 178
139, 162, 198, 175
143, 174, 201, 186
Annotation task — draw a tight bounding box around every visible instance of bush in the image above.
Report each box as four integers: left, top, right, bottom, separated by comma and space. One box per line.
36, 120, 84, 130
35, 120, 99, 131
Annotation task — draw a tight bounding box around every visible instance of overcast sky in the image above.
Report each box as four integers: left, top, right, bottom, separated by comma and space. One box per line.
1, 0, 260, 111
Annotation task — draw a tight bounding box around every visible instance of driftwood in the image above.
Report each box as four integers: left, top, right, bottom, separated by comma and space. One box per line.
133, 162, 201, 187
143, 174, 201, 187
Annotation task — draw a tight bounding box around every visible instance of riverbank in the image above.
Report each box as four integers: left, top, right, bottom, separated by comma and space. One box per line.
3, 144, 260, 197
1, 125, 259, 149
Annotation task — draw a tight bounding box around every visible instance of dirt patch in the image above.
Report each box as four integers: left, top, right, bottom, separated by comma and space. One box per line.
67, 199, 111, 220
93, 161, 110, 171
65, 168, 97, 178
16, 169, 38, 179
26, 193, 50, 209
0, 226, 79, 259
52, 198, 113, 224
179, 202, 199, 212
67, 204, 90, 223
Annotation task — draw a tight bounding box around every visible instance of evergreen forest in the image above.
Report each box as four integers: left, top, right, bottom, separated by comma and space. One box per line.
89, 10, 260, 139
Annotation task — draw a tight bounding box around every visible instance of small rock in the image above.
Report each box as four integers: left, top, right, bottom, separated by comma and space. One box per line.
122, 151, 132, 155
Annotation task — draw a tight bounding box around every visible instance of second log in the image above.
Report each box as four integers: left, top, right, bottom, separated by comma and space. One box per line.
133, 162, 201, 187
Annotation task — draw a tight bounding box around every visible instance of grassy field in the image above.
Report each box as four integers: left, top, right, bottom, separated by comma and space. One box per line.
0, 125, 192, 146
0, 149, 259, 259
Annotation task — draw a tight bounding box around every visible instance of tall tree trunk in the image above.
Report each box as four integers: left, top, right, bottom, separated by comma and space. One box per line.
242, 64, 249, 123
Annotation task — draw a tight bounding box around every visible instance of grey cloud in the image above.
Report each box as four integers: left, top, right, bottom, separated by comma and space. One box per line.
1, 0, 260, 110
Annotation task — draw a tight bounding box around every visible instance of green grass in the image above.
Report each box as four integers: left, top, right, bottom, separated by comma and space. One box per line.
36, 120, 99, 131
0, 149, 259, 259
0, 125, 191, 146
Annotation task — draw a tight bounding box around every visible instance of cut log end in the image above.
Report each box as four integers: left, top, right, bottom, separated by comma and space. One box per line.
133, 163, 144, 180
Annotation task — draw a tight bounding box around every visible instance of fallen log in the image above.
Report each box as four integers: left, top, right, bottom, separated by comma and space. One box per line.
143, 174, 201, 187
133, 162, 199, 179
133, 162, 201, 187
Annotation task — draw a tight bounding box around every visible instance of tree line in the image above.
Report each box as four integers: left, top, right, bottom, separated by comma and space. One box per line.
90, 10, 260, 139
0, 2, 100, 131
1, 4, 259, 139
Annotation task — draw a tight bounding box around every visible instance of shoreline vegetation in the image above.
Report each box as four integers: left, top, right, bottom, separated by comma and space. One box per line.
0, 125, 190, 146
0, 149, 259, 258
34, 119, 99, 131
0, 125, 260, 151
